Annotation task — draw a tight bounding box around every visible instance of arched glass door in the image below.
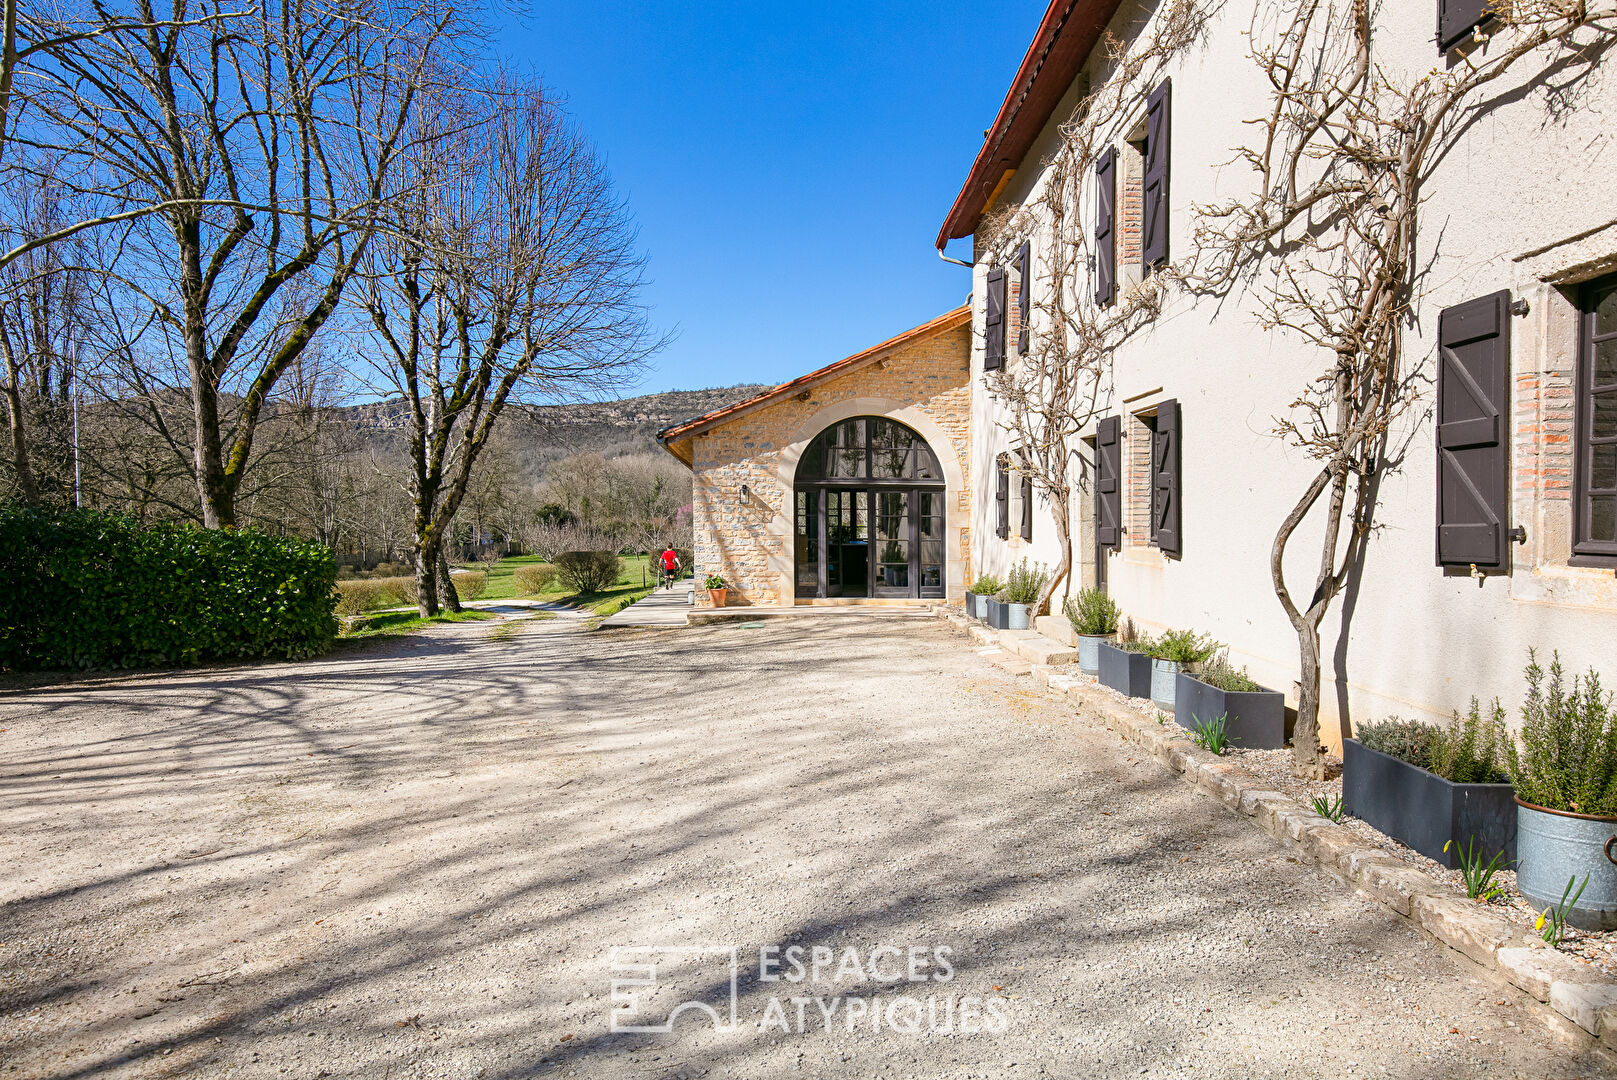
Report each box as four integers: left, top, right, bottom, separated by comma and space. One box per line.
794, 417, 946, 599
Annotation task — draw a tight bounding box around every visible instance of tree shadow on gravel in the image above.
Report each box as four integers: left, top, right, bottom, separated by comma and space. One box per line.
0, 619, 1605, 1080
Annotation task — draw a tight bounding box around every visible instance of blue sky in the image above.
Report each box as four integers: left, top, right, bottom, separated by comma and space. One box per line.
495, 2, 1037, 395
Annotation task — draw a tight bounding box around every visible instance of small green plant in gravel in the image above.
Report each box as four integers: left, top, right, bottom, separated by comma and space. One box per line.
971, 574, 1004, 596
1063, 588, 1119, 635
1536, 876, 1589, 945
1150, 628, 1220, 666
1311, 794, 1344, 822
1446, 838, 1508, 903
1155, 710, 1170, 726
1510, 651, 1617, 817
998, 559, 1049, 606
1191, 714, 1230, 755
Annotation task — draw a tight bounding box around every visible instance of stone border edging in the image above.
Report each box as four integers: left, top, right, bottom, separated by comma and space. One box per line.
931, 607, 1617, 1047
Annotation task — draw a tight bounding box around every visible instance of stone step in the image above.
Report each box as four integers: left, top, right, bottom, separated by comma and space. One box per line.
989, 653, 1033, 676
999, 629, 1077, 666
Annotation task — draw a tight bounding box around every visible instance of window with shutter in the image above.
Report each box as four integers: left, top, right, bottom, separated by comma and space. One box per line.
1020, 471, 1034, 541
1141, 80, 1171, 270
1095, 148, 1116, 307
1016, 241, 1031, 355
1435, 291, 1510, 569
1152, 400, 1181, 557
1438, 0, 1492, 51
1574, 274, 1617, 563
995, 453, 1010, 539
984, 268, 1006, 371
1094, 416, 1122, 548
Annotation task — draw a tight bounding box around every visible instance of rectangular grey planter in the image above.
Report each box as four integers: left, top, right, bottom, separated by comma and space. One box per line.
984, 598, 1012, 630
964, 592, 982, 620
1341, 739, 1515, 870
1097, 642, 1152, 698
1173, 672, 1285, 749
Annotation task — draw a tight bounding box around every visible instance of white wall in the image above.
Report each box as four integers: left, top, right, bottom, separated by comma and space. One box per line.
966, 0, 1617, 747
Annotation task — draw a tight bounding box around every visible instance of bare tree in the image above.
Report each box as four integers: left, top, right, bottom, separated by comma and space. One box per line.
363, 85, 659, 617
1192, 0, 1617, 775
22, 0, 453, 526
979, 0, 1206, 612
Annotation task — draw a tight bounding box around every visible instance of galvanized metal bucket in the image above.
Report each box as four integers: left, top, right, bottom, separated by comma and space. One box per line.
1076, 633, 1113, 676
1007, 603, 1030, 631
1151, 659, 1182, 711
1515, 799, 1617, 931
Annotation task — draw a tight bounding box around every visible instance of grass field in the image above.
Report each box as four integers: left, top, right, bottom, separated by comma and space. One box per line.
337, 610, 498, 642
451, 553, 672, 617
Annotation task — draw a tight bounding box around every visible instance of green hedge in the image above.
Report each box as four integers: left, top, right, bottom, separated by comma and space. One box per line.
0, 505, 338, 670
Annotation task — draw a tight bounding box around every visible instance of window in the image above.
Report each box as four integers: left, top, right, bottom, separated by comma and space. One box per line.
1574, 274, 1617, 563
797, 418, 940, 482
1438, 0, 1492, 51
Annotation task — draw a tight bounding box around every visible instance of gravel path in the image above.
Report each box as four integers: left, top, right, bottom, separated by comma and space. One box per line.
1, 617, 1612, 1079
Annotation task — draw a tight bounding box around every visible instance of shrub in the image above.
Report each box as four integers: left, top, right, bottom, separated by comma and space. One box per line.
1431, 698, 1511, 784
1198, 651, 1262, 693
998, 559, 1049, 605
1150, 628, 1220, 665
555, 550, 621, 594
449, 570, 487, 602
0, 504, 336, 670
335, 577, 412, 616
1063, 588, 1119, 635
1510, 651, 1617, 816
970, 574, 1004, 596
513, 563, 558, 595
1356, 716, 1442, 771
704, 573, 727, 590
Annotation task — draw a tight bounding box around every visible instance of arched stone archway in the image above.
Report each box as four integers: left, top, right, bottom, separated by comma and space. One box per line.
765, 398, 967, 603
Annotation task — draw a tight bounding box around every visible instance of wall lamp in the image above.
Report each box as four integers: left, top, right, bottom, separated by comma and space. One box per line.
739, 484, 750, 506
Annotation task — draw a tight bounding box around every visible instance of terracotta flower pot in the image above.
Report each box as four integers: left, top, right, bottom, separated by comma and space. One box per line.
708, 588, 728, 608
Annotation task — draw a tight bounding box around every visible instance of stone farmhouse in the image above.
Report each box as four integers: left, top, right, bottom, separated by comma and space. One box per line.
663, 0, 1617, 751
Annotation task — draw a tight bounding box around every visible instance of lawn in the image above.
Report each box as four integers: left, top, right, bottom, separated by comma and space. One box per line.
336, 609, 498, 642
453, 553, 670, 616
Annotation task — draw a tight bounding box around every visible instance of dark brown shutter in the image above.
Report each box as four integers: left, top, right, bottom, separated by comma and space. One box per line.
1438, 0, 1490, 50
984, 268, 1006, 371
995, 454, 1010, 539
1020, 472, 1034, 540
1016, 240, 1031, 354
1142, 79, 1171, 270
1095, 147, 1116, 307
1153, 400, 1181, 557
1094, 416, 1121, 548
1436, 291, 1510, 568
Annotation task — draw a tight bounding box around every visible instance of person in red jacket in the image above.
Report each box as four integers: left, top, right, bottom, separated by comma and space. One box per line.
658, 544, 681, 589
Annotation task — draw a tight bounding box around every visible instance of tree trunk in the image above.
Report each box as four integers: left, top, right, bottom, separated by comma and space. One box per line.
0, 322, 36, 504
413, 539, 440, 618
1039, 478, 1073, 617
437, 548, 462, 613
1292, 615, 1326, 777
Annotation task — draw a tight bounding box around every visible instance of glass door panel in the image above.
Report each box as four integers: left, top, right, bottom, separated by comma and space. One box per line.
918, 491, 945, 597
874, 490, 910, 597
795, 489, 818, 597
826, 488, 869, 597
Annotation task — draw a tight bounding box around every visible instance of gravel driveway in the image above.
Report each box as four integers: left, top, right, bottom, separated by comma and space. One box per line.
2, 615, 1612, 1079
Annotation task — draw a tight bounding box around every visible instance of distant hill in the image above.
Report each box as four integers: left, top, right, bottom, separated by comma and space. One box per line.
339, 384, 772, 462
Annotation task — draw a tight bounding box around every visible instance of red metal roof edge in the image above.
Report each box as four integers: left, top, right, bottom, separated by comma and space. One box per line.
656, 306, 971, 449
934, 0, 1124, 249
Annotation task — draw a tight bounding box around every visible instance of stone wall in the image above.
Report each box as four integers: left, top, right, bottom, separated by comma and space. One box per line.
686, 322, 971, 607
